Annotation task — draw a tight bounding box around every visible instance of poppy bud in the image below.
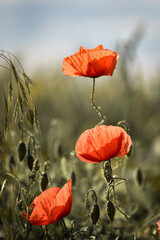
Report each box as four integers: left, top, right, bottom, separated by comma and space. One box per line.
91, 204, 100, 225
27, 154, 35, 170
71, 171, 76, 186
106, 200, 115, 222
57, 143, 63, 158
18, 141, 26, 161
9, 155, 16, 173
103, 161, 113, 184
136, 168, 143, 186
26, 109, 34, 126
40, 173, 48, 191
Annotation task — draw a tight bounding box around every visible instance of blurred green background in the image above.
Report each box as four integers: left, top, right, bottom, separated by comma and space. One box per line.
0, 0, 160, 239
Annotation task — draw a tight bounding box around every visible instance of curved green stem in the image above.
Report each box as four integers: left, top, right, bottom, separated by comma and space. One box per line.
112, 185, 128, 220
44, 225, 49, 240
90, 78, 106, 125
86, 189, 98, 204
117, 120, 130, 134
61, 218, 68, 232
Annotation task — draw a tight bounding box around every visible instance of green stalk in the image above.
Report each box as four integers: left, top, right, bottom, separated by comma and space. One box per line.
90, 78, 106, 125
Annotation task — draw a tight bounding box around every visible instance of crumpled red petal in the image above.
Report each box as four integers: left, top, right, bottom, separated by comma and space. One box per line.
50, 179, 72, 222
22, 179, 72, 226
157, 220, 160, 235
63, 45, 119, 78
75, 125, 132, 163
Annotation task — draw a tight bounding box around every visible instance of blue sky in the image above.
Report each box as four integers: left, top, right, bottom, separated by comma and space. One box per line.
0, 0, 160, 77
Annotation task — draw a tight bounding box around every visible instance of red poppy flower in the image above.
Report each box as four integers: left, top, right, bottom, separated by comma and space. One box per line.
157, 220, 160, 235
75, 125, 132, 163
22, 179, 72, 225
63, 45, 119, 78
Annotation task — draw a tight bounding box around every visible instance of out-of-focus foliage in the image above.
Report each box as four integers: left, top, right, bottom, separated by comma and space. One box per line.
0, 29, 160, 239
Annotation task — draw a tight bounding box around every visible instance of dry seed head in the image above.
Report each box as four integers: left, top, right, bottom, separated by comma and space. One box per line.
91, 204, 100, 225
106, 200, 115, 222
26, 109, 34, 126
18, 141, 26, 161
40, 172, 48, 191
27, 154, 35, 171
34, 107, 41, 131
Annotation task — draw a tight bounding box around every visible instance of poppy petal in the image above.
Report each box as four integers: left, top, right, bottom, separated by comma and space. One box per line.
75, 125, 132, 163
25, 187, 60, 225
63, 45, 119, 78
22, 180, 72, 226
50, 179, 72, 222
79, 45, 104, 54
157, 220, 160, 235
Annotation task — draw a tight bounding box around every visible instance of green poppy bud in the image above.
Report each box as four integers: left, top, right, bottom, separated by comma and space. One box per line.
18, 141, 26, 161
27, 154, 35, 170
91, 204, 100, 225
106, 200, 115, 222
40, 173, 48, 191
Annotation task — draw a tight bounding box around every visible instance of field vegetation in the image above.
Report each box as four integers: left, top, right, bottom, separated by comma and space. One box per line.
0, 32, 160, 239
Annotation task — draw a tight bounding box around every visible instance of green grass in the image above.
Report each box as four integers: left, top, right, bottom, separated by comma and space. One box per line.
0, 42, 160, 239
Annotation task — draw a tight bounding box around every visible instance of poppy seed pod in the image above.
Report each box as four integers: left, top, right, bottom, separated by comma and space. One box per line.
75, 125, 132, 163
22, 179, 72, 225
91, 204, 100, 225
106, 200, 115, 222
18, 141, 26, 161
63, 45, 119, 78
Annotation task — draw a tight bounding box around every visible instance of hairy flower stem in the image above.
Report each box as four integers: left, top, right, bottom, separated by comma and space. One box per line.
44, 226, 49, 240
25, 207, 32, 240
85, 189, 98, 206
90, 78, 106, 125
61, 218, 68, 232
103, 160, 128, 220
